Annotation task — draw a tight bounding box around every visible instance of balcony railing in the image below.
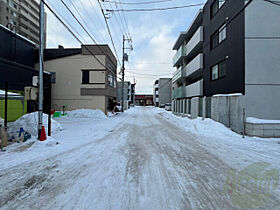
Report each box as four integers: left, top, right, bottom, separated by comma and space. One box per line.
186, 26, 203, 57
185, 79, 203, 98
172, 87, 186, 99
173, 44, 187, 66
172, 53, 203, 84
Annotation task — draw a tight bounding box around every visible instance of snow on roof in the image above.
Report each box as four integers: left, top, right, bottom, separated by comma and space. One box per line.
0, 90, 20, 96
246, 117, 280, 124
213, 93, 243, 97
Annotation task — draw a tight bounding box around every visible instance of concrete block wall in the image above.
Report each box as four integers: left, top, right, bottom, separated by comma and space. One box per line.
190, 97, 199, 119
246, 123, 280, 138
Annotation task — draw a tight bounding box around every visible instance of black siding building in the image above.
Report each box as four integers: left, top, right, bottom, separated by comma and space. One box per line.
203, 0, 245, 96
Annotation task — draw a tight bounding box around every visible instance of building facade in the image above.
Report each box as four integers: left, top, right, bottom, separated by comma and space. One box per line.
172, 9, 204, 117
117, 81, 135, 108
0, 0, 45, 46
172, 0, 280, 136
0, 24, 51, 120
40, 45, 117, 114
153, 78, 172, 108
135, 95, 154, 106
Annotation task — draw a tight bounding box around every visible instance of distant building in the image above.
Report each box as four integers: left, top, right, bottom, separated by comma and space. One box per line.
135, 95, 154, 106
117, 81, 136, 108
0, 0, 46, 46
153, 78, 171, 108
38, 45, 117, 114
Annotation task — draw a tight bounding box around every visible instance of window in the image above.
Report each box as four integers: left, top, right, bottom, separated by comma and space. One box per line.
108, 73, 114, 87
211, 0, 226, 18
211, 23, 226, 49
9, 1, 17, 9
82, 70, 89, 84
211, 60, 226, 81
11, 10, 17, 17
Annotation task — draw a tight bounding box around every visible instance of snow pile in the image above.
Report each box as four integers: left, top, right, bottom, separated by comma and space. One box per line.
67, 109, 106, 119
246, 117, 280, 124
9, 112, 63, 136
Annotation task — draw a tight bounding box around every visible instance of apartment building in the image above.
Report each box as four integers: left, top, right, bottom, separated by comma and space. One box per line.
117, 81, 135, 109
39, 45, 117, 114
0, 0, 45, 46
172, 9, 203, 118
172, 0, 280, 137
153, 78, 172, 108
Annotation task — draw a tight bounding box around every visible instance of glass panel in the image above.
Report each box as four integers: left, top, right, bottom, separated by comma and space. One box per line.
211, 32, 219, 49
211, 65, 219, 80
219, 0, 226, 8
219, 61, 226, 78
219, 24, 227, 43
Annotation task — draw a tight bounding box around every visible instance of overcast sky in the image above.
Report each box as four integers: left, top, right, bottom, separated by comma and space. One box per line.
44, 0, 206, 94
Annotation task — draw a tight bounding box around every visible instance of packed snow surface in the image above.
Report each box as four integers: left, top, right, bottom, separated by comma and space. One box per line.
8, 112, 63, 136
246, 117, 280, 124
0, 107, 279, 209
66, 109, 106, 119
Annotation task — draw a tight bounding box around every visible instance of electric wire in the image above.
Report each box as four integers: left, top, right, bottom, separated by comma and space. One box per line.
42, 0, 118, 77
59, 0, 121, 72
106, 3, 205, 12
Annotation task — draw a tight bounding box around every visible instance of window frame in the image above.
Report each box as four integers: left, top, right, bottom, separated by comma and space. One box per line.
81, 69, 106, 85
211, 59, 227, 81
211, 23, 227, 49
211, 0, 226, 19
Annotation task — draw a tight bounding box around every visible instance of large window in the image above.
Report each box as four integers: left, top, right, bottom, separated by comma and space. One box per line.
211, 0, 226, 18
211, 23, 227, 49
211, 60, 226, 81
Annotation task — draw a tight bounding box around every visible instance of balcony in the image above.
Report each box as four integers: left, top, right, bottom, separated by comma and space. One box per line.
185, 26, 203, 60
172, 53, 203, 84
185, 53, 203, 78
185, 79, 203, 98
172, 87, 186, 99
173, 44, 187, 67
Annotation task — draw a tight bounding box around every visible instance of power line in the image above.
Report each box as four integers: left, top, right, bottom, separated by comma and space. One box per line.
97, 0, 122, 66
106, 3, 205, 12
42, 0, 118, 77
59, 0, 120, 71
103, 0, 174, 5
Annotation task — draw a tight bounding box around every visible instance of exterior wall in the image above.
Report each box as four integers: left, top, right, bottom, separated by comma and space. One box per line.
190, 97, 199, 119
211, 95, 245, 134
52, 96, 106, 113
203, 0, 245, 96
158, 78, 171, 107
42, 53, 111, 113
244, 0, 280, 120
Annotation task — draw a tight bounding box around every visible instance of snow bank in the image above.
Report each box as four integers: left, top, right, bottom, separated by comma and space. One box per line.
246, 117, 280, 124
67, 109, 106, 119
9, 112, 63, 136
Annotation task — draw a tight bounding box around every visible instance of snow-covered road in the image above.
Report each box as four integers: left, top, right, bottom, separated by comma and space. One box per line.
0, 107, 279, 209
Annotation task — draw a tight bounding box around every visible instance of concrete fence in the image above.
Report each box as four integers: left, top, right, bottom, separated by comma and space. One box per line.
172, 95, 280, 137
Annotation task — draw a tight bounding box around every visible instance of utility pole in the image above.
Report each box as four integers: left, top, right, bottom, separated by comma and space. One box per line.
38, 1, 45, 140
121, 35, 125, 112
121, 35, 133, 112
